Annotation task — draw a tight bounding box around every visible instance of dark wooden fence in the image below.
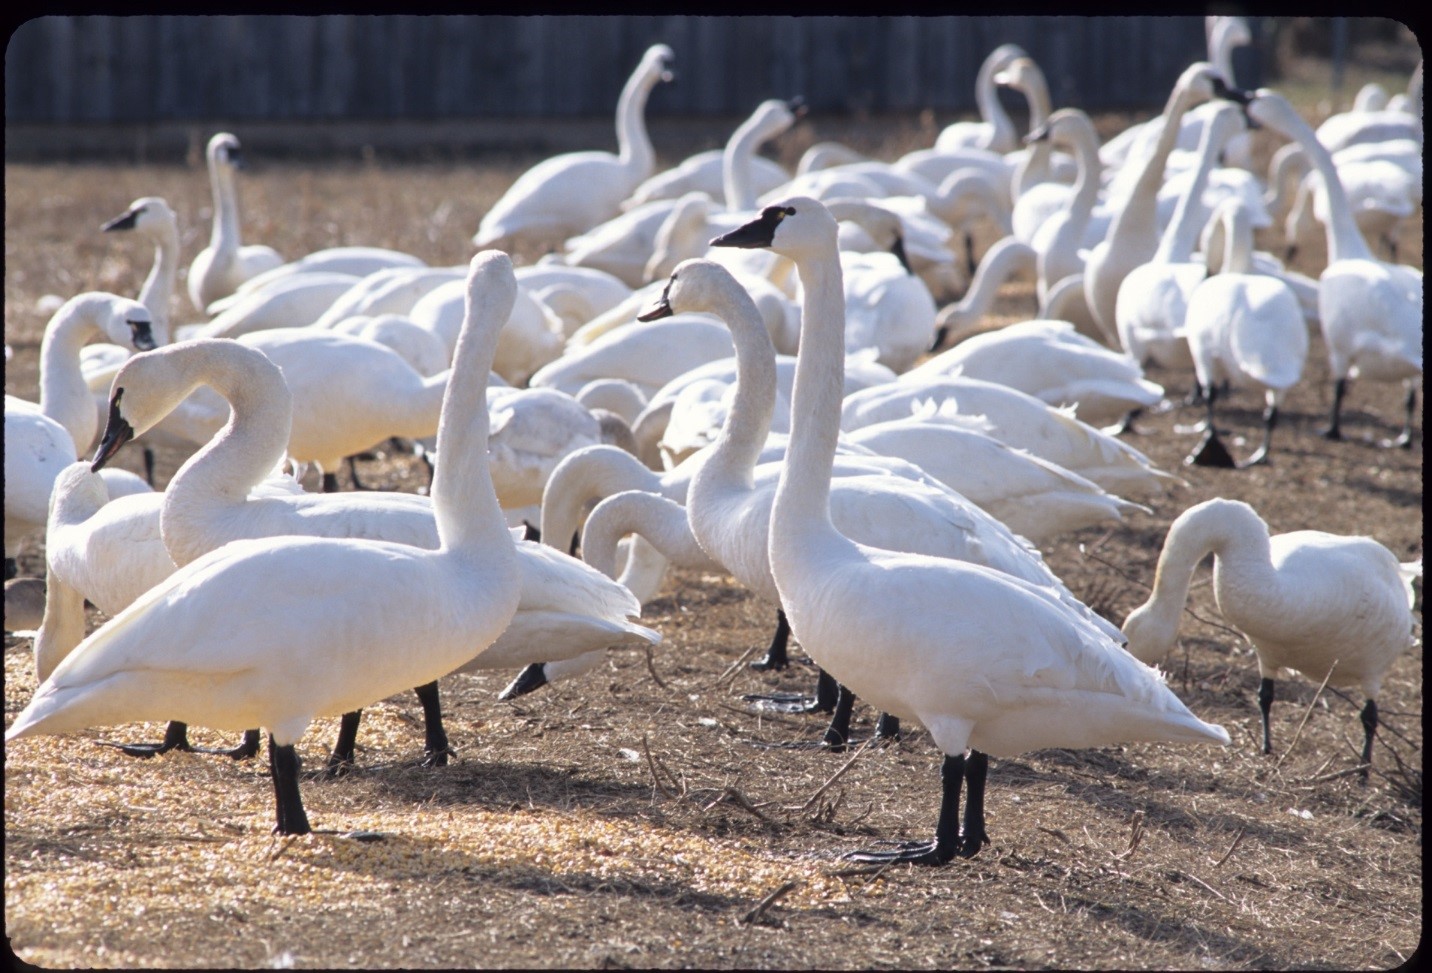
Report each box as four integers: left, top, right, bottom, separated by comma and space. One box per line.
7, 15, 1262, 125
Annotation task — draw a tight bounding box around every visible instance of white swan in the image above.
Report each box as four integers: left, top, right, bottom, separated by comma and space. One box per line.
1123, 498, 1419, 776
4, 294, 157, 572
311, 266, 466, 330
1182, 198, 1308, 469
99, 197, 179, 345
331, 313, 451, 377
929, 236, 1037, 350
1084, 63, 1219, 346
192, 271, 363, 339
406, 275, 566, 385
1281, 152, 1419, 265
933, 44, 1028, 154
228, 246, 426, 297
473, 45, 673, 248
1023, 108, 1105, 338
903, 318, 1165, 427
528, 314, 736, 401
187, 132, 285, 313
1115, 102, 1248, 371
839, 377, 1178, 499
1239, 86, 1423, 447
6, 251, 527, 836
710, 195, 1228, 861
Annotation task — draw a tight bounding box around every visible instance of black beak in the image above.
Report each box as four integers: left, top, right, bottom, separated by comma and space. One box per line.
891, 235, 913, 275
787, 96, 808, 120
710, 206, 791, 249
129, 318, 157, 351
498, 662, 550, 700
229, 146, 247, 170
91, 389, 135, 472
1023, 122, 1051, 145
636, 286, 675, 322
102, 208, 140, 232
1210, 76, 1252, 105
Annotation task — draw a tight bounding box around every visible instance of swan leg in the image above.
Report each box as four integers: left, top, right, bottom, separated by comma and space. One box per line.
98, 719, 193, 758
499, 662, 549, 700
1358, 698, 1378, 783
1111, 407, 1144, 437
1187, 386, 1237, 468
188, 727, 262, 760
521, 522, 541, 543
1319, 378, 1347, 441
744, 666, 840, 714
748, 609, 792, 671
326, 710, 363, 775
1182, 381, 1206, 408
322, 471, 343, 494
819, 684, 856, 751
1258, 677, 1275, 755
142, 445, 157, 487
963, 231, 977, 279
270, 737, 313, 836
344, 454, 381, 491
958, 750, 990, 857
874, 713, 902, 744
844, 752, 963, 866
415, 680, 455, 767
1237, 404, 1278, 468
1380, 385, 1416, 449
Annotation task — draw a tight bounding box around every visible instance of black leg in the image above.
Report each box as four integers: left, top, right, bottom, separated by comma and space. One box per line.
414, 680, 454, 767
1258, 677, 1275, 755
499, 663, 549, 700
749, 609, 791, 671
345, 454, 379, 491
322, 471, 342, 494
1238, 403, 1278, 468
3, 558, 16, 582
964, 230, 977, 279
844, 751, 964, 866
1319, 378, 1347, 441
928, 324, 948, 353
820, 685, 856, 751
189, 727, 262, 760
874, 713, 902, 743
270, 737, 313, 836
521, 522, 540, 543
98, 719, 193, 758
1284, 243, 1298, 264
744, 664, 839, 714
327, 710, 362, 774
142, 445, 157, 487
1112, 407, 1144, 436
959, 750, 990, 857
1187, 385, 1236, 468
1359, 698, 1378, 783
568, 531, 581, 557
1182, 380, 1206, 407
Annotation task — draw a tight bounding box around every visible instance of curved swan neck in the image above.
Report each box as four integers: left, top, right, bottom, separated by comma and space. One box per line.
615, 55, 663, 182
1109, 64, 1212, 245
1144, 499, 1273, 632
160, 343, 294, 563
208, 152, 241, 256
973, 52, 1016, 151
1061, 115, 1102, 219
430, 258, 518, 556
40, 295, 109, 452
539, 445, 658, 551
1264, 142, 1311, 215
1253, 92, 1375, 264
724, 104, 788, 211
775, 245, 845, 537
697, 282, 777, 489
960, 237, 1035, 317
140, 218, 181, 341
582, 491, 693, 580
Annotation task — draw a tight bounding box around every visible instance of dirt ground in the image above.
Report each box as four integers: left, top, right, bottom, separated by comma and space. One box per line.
3, 72, 1423, 970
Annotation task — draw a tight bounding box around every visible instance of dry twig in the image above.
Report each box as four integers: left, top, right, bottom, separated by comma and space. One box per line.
1274, 661, 1338, 771
1209, 824, 1247, 869
739, 879, 802, 925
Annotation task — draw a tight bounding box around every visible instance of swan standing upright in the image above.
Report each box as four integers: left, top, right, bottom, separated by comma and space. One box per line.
710, 197, 1228, 862
473, 45, 674, 249
188, 133, 285, 313
1230, 85, 1422, 447
1123, 499, 1419, 778
5, 251, 525, 837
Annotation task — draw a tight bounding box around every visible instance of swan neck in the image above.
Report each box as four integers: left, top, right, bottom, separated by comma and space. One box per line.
39, 297, 107, 452
1264, 143, 1310, 217
961, 237, 1033, 316
775, 251, 844, 539
539, 446, 656, 554
615, 59, 661, 182
582, 492, 688, 581
1111, 70, 1207, 242
1146, 501, 1273, 630
724, 110, 779, 211
429, 289, 516, 556
1269, 106, 1375, 263
161, 344, 294, 564
209, 158, 240, 254
1219, 204, 1254, 275
700, 288, 777, 491
1065, 120, 1102, 217
974, 58, 1015, 150
1158, 121, 1233, 264
140, 222, 181, 342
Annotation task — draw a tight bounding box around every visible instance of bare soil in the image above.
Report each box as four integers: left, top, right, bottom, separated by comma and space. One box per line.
3, 88, 1423, 969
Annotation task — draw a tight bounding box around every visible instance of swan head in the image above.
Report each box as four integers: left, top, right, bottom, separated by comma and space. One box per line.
101, 196, 177, 238
207, 132, 244, 170
709, 196, 838, 262
81, 295, 158, 353
642, 44, 676, 83
1120, 601, 1179, 665
639, 258, 760, 330
824, 198, 911, 273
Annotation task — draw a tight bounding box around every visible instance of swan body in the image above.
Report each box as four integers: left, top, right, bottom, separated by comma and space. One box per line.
474, 45, 674, 248
188, 132, 285, 313
331, 314, 451, 377
193, 272, 362, 339
6, 251, 526, 836
904, 319, 1164, 427
1123, 498, 1418, 765
709, 196, 1227, 861
840, 381, 1178, 499
529, 315, 736, 401
407, 276, 565, 384
310, 267, 466, 331
229, 246, 426, 297
486, 387, 634, 510
845, 418, 1147, 541
930, 236, 1038, 349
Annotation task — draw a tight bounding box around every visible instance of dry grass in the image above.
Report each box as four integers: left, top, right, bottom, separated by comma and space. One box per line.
3, 65, 1423, 969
